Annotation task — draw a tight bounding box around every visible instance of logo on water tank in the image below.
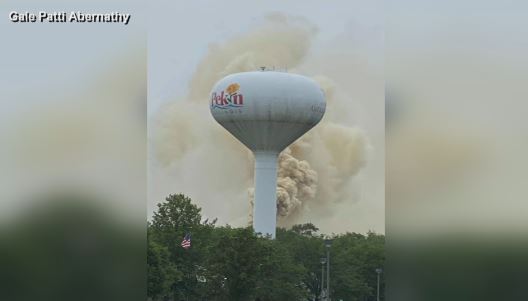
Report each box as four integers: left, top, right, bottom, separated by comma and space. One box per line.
211, 83, 244, 110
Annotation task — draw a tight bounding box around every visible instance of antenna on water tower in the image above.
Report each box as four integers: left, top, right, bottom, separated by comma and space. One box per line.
209, 71, 326, 238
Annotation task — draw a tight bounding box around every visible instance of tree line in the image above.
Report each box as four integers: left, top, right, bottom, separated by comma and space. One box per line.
148, 194, 384, 301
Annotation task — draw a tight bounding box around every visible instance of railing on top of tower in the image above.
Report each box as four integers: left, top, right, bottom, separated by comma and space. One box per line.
258, 66, 288, 72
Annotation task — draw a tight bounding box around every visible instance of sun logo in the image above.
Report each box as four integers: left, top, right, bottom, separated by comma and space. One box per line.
226, 83, 240, 95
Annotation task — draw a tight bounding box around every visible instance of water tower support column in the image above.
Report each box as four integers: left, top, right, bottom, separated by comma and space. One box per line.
253, 151, 278, 238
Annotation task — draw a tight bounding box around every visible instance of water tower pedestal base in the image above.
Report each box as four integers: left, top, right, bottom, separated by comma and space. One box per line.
253, 151, 278, 239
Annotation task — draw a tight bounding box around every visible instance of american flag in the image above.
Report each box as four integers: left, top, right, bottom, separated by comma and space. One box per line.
181, 233, 191, 249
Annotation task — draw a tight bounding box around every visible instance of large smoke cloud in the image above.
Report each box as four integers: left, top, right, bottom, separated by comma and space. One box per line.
150, 13, 372, 228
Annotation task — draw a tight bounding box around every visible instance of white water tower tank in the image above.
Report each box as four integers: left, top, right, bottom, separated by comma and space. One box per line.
210, 70, 325, 238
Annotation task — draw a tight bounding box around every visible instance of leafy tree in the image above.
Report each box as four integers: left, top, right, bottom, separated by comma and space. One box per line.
205, 227, 260, 300
150, 194, 202, 239
147, 194, 385, 301
291, 223, 320, 237
254, 239, 307, 301
149, 194, 203, 300
276, 227, 325, 300
147, 237, 180, 300
330, 232, 385, 301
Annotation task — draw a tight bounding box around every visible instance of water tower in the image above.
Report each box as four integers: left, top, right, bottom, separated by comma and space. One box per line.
210, 70, 325, 238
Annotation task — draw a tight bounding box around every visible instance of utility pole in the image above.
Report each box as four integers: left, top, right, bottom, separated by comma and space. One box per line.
376, 268, 382, 301
320, 257, 326, 300
325, 239, 333, 301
